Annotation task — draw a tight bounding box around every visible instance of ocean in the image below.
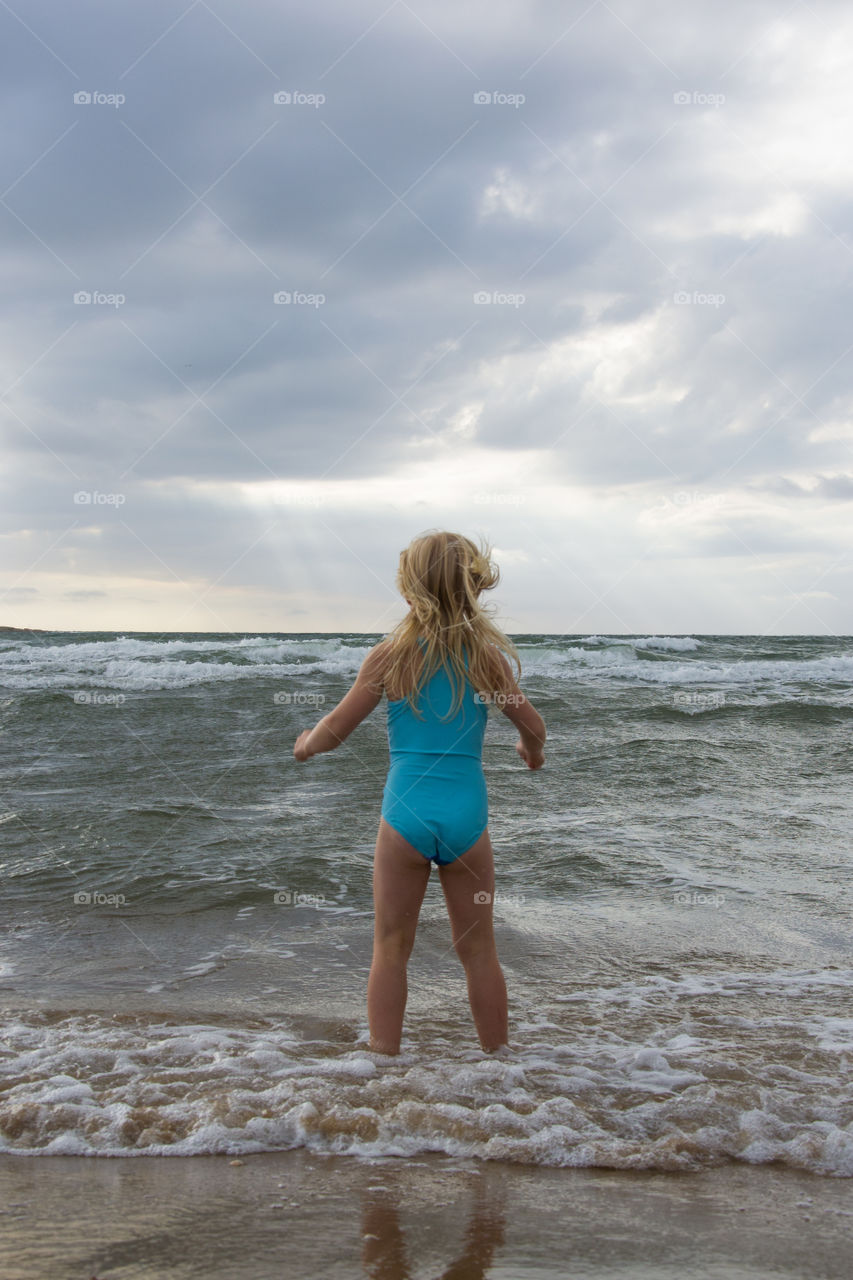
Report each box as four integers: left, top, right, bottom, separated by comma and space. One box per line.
1, 631, 851, 1175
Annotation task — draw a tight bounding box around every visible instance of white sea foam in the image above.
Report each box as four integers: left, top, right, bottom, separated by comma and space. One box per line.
580, 635, 702, 652
525, 649, 853, 690
0, 635, 373, 691
1, 634, 851, 699
2, 967, 851, 1174
553, 966, 853, 1006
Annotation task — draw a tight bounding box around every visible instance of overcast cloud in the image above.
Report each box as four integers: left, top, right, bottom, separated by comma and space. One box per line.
1, 0, 851, 635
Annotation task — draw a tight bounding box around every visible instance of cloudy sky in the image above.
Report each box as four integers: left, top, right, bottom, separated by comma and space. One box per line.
1, 0, 851, 636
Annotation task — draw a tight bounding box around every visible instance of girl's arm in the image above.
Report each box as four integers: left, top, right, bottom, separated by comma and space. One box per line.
293, 642, 388, 762
490, 648, 546, 770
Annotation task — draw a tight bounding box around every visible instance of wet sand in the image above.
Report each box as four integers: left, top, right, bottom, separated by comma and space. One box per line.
2, 1151, 851, 1279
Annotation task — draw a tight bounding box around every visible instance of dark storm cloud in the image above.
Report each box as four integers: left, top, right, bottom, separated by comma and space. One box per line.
2, 0, 852, 629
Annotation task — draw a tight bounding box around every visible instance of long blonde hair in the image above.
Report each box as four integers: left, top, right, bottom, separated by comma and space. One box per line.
380, 530, 522, 720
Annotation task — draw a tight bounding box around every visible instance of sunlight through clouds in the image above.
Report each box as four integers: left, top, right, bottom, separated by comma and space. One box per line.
1, 0, 851, 632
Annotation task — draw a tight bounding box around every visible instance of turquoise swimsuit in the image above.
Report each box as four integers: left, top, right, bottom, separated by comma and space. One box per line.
381, 640, 489, 865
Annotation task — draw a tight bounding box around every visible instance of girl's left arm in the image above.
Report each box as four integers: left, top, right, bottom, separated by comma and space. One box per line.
293, 642, 387, 762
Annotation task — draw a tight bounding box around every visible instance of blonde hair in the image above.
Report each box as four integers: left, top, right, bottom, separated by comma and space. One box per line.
379, 529, 522, 720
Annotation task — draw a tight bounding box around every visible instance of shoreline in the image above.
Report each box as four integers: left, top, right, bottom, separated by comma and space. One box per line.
2, 1150, 852, 1279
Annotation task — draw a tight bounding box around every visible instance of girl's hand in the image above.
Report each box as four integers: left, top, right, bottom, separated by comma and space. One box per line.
293, 730, 315, 763
515, 739, 545, 770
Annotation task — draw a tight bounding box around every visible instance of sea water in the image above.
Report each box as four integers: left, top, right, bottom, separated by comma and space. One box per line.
1, 631, 851, 1173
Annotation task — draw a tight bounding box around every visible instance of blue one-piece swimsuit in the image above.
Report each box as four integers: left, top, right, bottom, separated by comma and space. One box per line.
381, 640, 489, 865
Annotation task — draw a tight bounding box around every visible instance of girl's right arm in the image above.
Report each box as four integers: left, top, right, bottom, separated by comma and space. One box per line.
490, 648, 546, 770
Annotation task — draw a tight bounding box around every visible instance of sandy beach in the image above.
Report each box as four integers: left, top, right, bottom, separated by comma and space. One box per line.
2, 1150, 851, 1279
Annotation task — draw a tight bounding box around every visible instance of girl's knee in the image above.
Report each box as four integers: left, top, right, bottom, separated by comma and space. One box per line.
373, 927, 415, 960
455, 933, 499, 968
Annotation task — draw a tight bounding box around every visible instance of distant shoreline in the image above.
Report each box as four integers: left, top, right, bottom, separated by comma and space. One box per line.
0, 627, 701, 635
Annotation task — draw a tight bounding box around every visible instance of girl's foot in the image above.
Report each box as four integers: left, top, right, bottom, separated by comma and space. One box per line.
368, 1039, 400, 1056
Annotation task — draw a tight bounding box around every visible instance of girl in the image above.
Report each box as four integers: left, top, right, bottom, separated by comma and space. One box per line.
293, 530, 546, 1055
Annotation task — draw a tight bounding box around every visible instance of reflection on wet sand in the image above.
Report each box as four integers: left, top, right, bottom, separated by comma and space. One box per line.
362, 1172, 507, 1279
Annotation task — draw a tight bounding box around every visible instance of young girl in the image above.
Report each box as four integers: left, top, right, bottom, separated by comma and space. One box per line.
293, 530, 546, 1055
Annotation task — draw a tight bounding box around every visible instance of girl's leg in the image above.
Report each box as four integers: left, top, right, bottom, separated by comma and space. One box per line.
367, 817, 432, 1054
437, 828, 508, 1052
